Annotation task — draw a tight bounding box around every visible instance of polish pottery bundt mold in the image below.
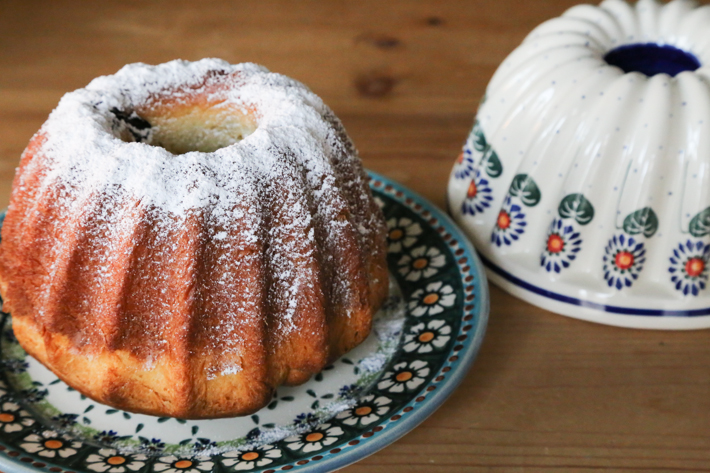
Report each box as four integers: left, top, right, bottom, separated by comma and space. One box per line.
447, 0, 710, 329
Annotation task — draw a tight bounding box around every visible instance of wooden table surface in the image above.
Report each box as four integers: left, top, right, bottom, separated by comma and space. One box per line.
2, 1, 710, 471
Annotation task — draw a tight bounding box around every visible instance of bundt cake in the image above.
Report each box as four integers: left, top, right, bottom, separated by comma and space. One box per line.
0, 59, 389, 418
448, 0, 710, 329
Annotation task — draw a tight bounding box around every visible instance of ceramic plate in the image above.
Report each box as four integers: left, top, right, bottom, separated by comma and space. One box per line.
0, 171, 489, 473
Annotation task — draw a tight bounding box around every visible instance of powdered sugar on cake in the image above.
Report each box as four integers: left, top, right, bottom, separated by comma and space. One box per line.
12, 59, 385, 372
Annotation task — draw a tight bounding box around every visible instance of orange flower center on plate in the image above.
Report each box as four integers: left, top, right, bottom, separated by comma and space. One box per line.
686, 257, 705, 278
0, 413, 15, 423
467, 180, 477, 199
174, 460, 193, 469
107, 457, 126, 466
306, 432, 324, 442
422, 293, 439, 305
412, 258, 429, 270
355, 406, 373, 416
418, 331, 435, 343
44, 440, 63, 449
615, 251, 634, 270
389, 228, 404, 240
241, 452, 259, 461
547, 234, 564, 254
396, 371, 413, 382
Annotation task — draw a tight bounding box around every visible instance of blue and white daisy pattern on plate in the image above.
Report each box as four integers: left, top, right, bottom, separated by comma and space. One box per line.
153, 455, 214, 473
397, 246, 447, 281
20, 430, 82, 459
669, 239, 710, 296
377, 361, 430, 394
335, 394, 392, 427
84, 449, 147, 473
0, 399, 34, 433
402, 320, 452, 354
284, 423, 344, 454
603, 234, 646, 290
408, 282, 456, 317
0, 171, 489, 473
386, 217, 422, 253
220, 445, 282, 471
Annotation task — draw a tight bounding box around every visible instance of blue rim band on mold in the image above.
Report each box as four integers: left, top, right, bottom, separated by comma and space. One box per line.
480, 254, 710, 317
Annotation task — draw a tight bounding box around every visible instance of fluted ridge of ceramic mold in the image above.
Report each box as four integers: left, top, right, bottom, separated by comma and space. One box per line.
448, 0, 710, 326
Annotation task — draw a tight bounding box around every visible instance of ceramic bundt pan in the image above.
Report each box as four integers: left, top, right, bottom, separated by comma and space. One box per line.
448, 0, 710, 329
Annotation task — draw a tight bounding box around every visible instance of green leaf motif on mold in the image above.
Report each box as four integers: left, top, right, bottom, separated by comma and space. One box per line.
472, 121, 487, 152
558, 193, 594, 225
689, 207, 710, 237
509, 174, 541, 207
623, 207, 658, 238
483, 149, 503, 178
470, 120, 503, 178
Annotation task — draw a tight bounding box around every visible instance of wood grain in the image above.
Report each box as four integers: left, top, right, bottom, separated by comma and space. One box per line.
2, 1, 710, 471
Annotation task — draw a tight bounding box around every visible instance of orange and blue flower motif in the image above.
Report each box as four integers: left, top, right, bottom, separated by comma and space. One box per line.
540, 218, 582, 273
453, 146, 476, 180
603, 234, 646, 290
461, 170, 493, 216
669, 240, 710, 296
491, 196, 527, 246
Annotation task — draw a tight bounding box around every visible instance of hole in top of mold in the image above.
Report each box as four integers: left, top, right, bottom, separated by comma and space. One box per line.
111, 99, 257, 155
604, 43, 700, 77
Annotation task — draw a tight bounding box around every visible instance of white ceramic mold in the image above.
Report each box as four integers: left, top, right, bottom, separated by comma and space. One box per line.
448, 0, 710, 329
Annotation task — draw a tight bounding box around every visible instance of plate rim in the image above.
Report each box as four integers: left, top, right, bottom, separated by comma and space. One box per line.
302, 171, 490, 472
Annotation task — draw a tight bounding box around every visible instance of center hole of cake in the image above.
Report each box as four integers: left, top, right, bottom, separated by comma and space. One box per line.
112, 105, 257, 155
604, 43, 700, 77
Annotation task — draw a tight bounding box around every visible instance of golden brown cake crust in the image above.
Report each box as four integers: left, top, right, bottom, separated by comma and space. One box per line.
0, 59, 388, 419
